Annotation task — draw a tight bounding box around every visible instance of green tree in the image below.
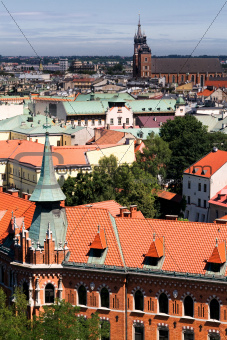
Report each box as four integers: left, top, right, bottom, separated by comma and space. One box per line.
137, 132, 171, 179
160, 115, 210, 183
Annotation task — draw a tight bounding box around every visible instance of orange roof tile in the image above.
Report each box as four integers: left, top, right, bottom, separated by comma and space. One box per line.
208, 241, 226, 264
90, 228, 107, 250
184, 150, 227, 178
0, 192, 35, 243
65, 206, 125, 267
94, 130, 125, 145
209, 185, 227, 208
146, 236, 164, 258
197, 89, 214, 97
77, 200, 124, 217
156, 190, 182, 203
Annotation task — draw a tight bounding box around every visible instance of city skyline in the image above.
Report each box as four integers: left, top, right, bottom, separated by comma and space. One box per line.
0, 0, 227, 57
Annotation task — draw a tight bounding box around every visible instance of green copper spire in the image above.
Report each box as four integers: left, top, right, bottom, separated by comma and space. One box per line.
29, 130, 66, 203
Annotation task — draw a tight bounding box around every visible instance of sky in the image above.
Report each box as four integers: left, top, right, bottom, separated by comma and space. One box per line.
0, 0, 227, 56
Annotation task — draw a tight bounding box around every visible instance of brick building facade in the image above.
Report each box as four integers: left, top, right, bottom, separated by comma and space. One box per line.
0, 133, 227, 339
133, 19, 224, 85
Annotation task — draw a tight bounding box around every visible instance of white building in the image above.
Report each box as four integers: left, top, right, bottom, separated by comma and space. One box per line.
59, 59, 69, 72
183, 148, 227, 222
106, 106, 133, 127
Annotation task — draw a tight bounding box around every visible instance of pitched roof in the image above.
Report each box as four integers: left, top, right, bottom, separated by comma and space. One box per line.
208, 241, 226, 264
126, 99, 176, 114
136, 116, 174, 128
0, 192, 35, 244
146, 236, 164, 258
156, 190, 183, 203
90, 228, 107, 250
197, 89, 214, 97
184, 150, 227, 178
77, 200, 124, 217
95, 130, 125, 144
151, 57, 223, 73
209, 185, 227, 208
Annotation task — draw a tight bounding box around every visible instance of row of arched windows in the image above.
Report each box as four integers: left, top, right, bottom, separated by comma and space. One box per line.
78, 285, 109, 308
134, 290, 220, 321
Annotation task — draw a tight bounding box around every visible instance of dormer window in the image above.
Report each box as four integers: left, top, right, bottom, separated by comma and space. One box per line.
143, 234, 164, 269
88, 227, 107, 264
206, 240, 226, 275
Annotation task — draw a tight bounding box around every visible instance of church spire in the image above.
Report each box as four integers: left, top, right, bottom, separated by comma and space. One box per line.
137, 13, 142, 37
29, 111, 65, 203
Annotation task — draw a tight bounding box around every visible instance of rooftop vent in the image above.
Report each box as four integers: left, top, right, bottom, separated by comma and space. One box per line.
212, 146, 218, 152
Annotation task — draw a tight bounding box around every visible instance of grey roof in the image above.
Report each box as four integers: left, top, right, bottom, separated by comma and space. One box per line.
151, 58, 223, 74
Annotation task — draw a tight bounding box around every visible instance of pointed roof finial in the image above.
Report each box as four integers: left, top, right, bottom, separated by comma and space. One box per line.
137, 13, 142, 37
138, 12, 141, 26
47, 222, 51, 239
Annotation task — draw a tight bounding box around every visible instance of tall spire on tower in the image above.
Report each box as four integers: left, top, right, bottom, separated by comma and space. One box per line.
137, 13, 142, 37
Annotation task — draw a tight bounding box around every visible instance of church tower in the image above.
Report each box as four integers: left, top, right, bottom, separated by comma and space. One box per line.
133, 15, 152, 78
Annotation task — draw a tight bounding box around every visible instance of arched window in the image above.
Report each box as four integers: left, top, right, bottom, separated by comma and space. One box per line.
159, 293, 168, 314
181, 75, 184, 83
184, 296, 194, 317
191, 75, 195, 83
210, 298, 220, 320
45, 283, 54, 304
134, 290, 144, 311
78, 285, 87, 306
23, 282, 29, 301
172, 75, 175, 83
200, 75, 204, 87
100, 288, 109, 308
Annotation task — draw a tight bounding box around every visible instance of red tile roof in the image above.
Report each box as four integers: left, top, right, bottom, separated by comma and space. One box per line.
156, 190, 182, 203
208, 241, 226, 264
90, 228, 107, 250
184, 150, 227, 178
65, 206, 125, 267
206, 80, 227, 88
146, 236, 164, 258
77, 200, 124, 217
197, 89, 214, 97
94, 130, 125, 145
0, 192, 35, 243
209, 185, 227, 208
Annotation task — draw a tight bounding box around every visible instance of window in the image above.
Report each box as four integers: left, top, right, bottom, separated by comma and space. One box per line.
78, 285, 87, 306
198, 199, 201, 207
181, 75, 184, 82
204, 184, 207, 192
78, 119, 81, 126
135, 325, 144, 340
33, 175, 35, 182
145, 57, 147, 62
184, 331, 194, 340
184, 296, 194, 317
196, 213, 199, 222
188, 181, 191, 189
126, 118, 129, 125
57, 141, 60, 146
191, 75, 195, 83
91, 119, 95, 126
100, 288, 109, 308
118, 118, 122, 125
159, 329, 169, 340
134, 290, 144, 311
204, 200, 206, 208
202, 214, 205, 222
145, 72, 147, 76
198, 183, 201, 191
172, 75, 175, 83
23, 282, 29, 301
110, 118, 114, 125
187, 196, 190, 204
84, 119, 88, 126
210, 298, 219, 320
144, 66, 147, 70
98, 118, 102, 125
216, 210, 219, 219
159, 293, 168, 314
45, 283, 54, 304
209, 334, 220, 340
23, 172, 25, 178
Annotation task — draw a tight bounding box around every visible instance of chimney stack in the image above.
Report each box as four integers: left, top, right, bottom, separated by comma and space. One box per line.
120, 207, 128, 217
130, 205, 137, 218
7, 189, 19, 197
22, 192, 28, 200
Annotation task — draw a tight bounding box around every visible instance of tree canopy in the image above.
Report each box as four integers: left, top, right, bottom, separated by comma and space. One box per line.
0, 288, 109, 340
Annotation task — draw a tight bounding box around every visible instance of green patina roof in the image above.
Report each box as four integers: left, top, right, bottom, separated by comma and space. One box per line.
76, 93, 135, 102
29, 132, 66, 202
63, 101, 106, 116
126, 99, 176, 113
176, 97, 186, 105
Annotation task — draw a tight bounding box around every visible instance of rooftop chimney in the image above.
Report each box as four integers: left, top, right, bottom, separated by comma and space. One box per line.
22, 192, 28, 200
165, 215, 178, 221
7, 189, 19, 197
120, 206, 128, 217
130, 205, 137, 218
